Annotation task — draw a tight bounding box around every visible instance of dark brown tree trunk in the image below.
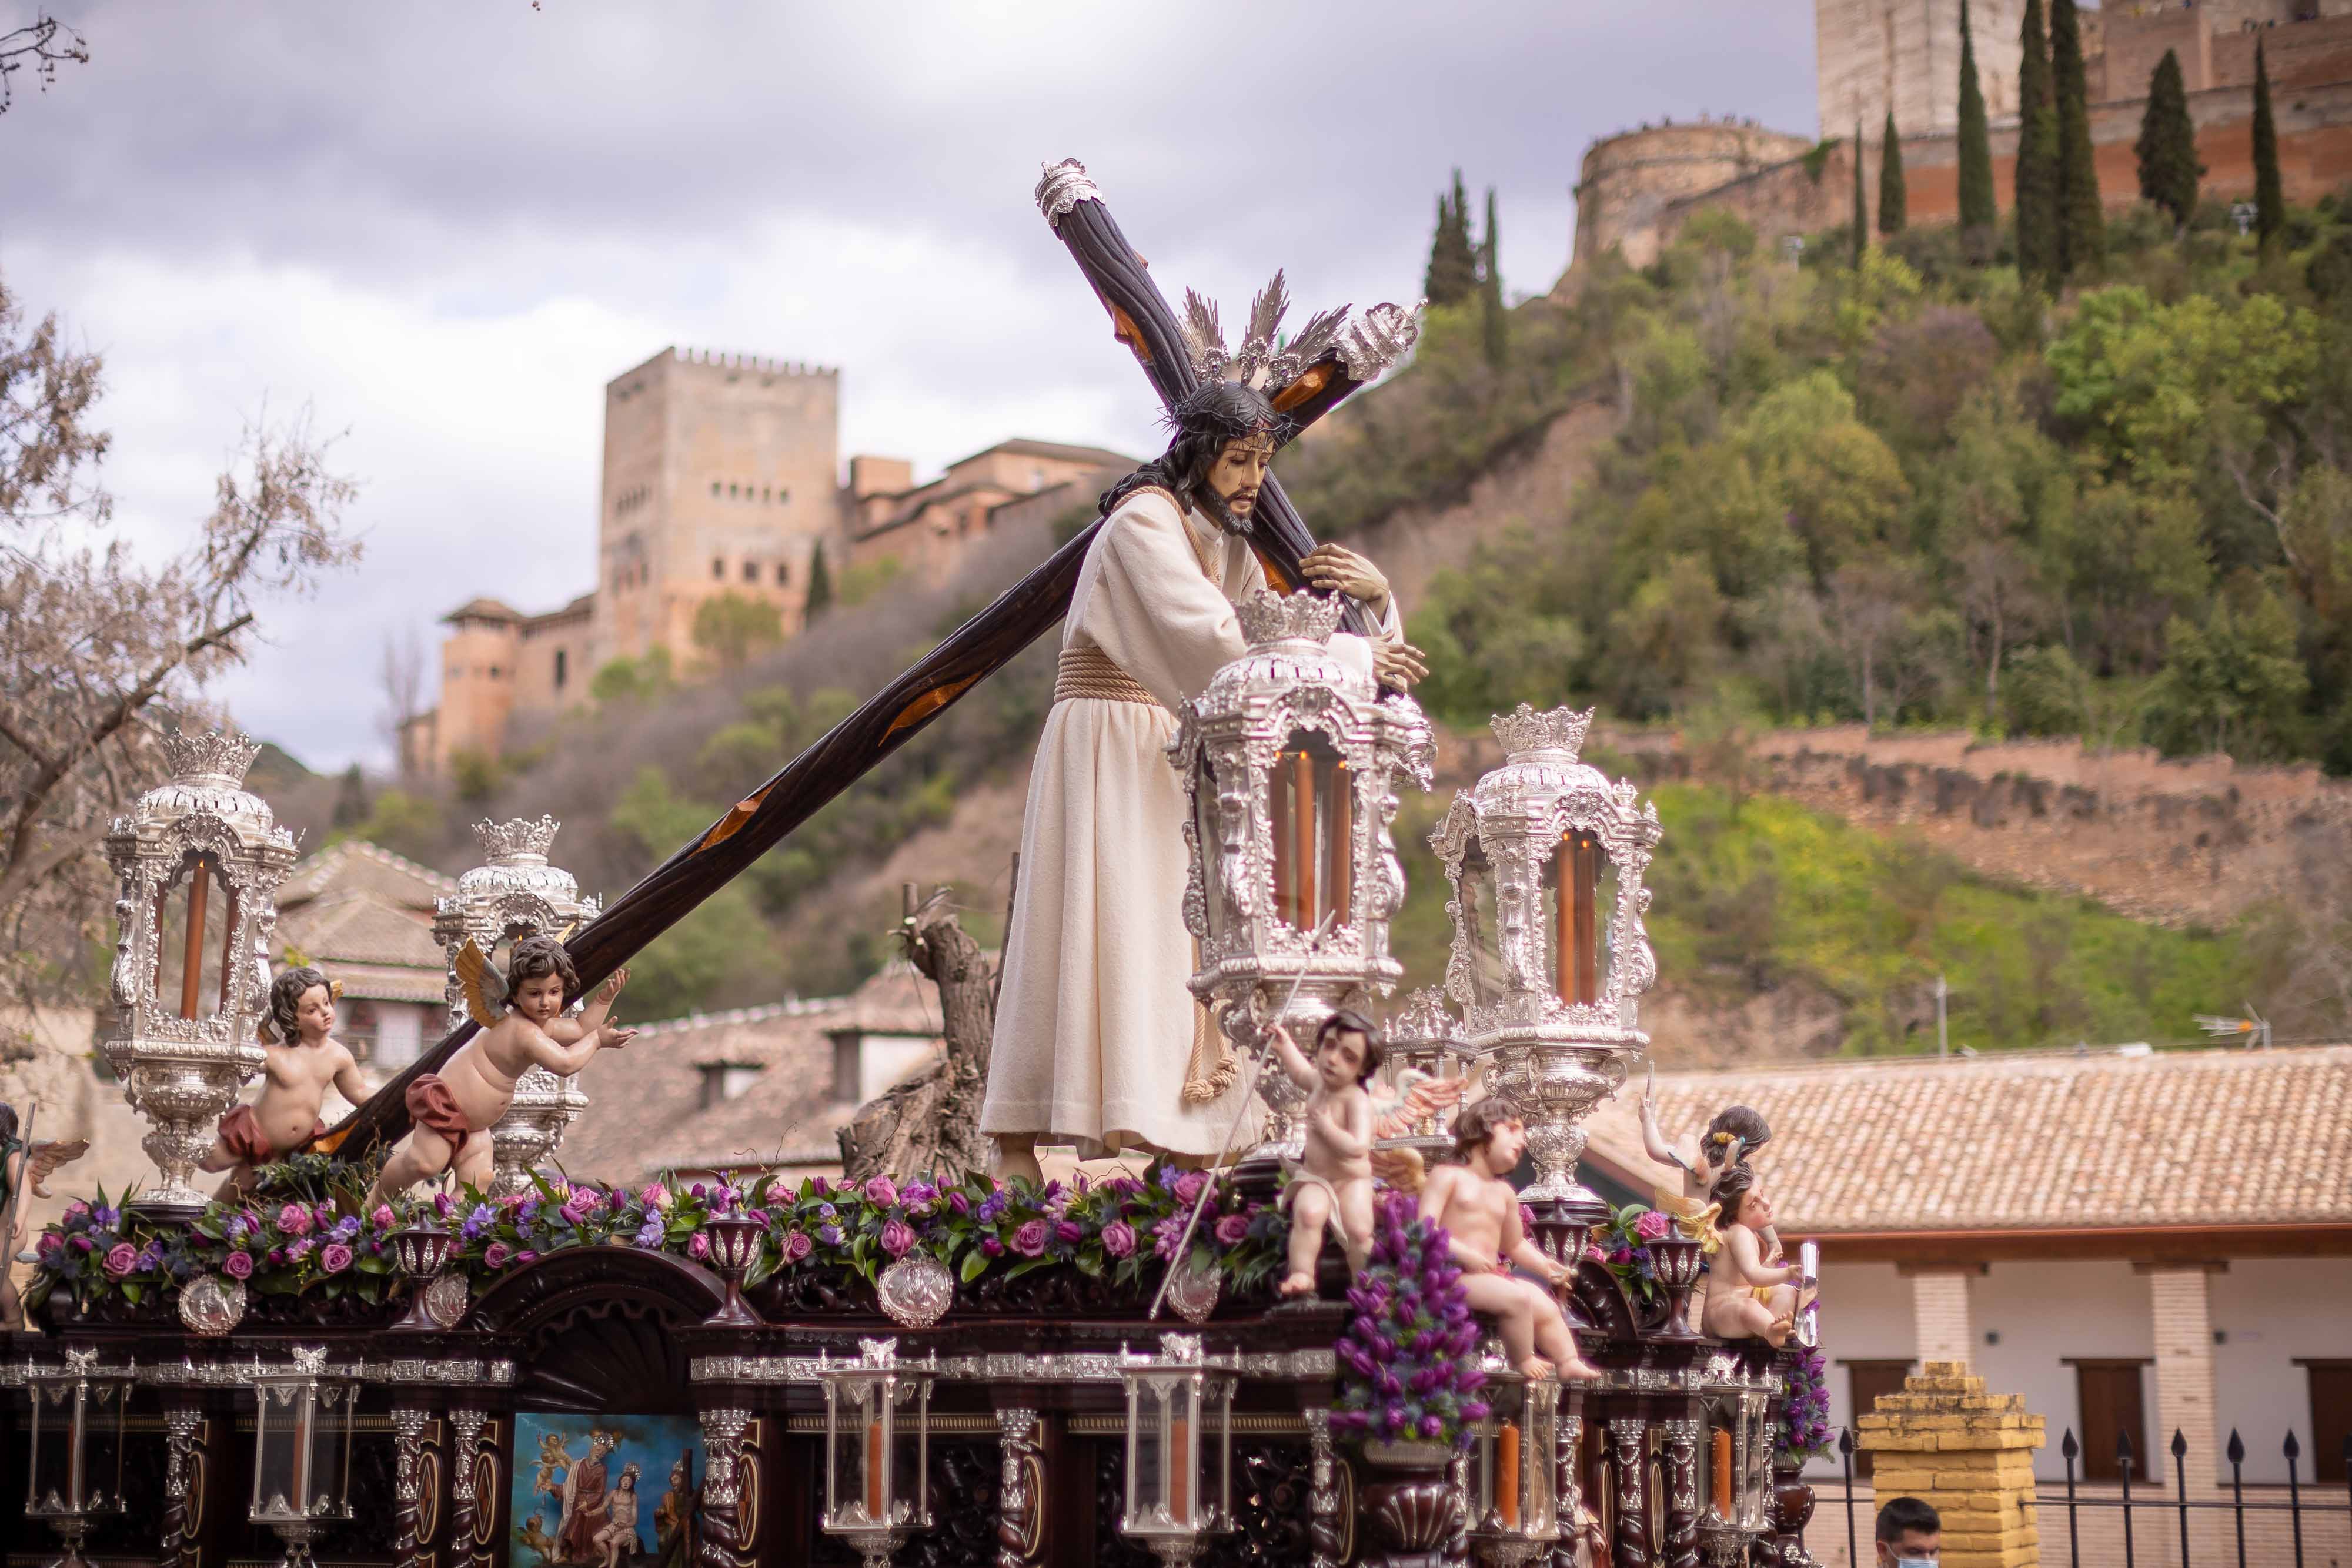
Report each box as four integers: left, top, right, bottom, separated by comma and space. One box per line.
837, 886, 998, 1184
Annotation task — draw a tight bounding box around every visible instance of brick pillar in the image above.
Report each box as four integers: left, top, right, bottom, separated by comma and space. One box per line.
2143, 1259, 2227, 1563
1855, 1362, 2044, 1568
1905, 1265, 1977, 1369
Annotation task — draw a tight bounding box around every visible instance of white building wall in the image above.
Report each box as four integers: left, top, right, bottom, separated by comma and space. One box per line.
1815, 1261, 1917, 1457
373, 1002, 427, 1071
2210, 1258, 2352, 1483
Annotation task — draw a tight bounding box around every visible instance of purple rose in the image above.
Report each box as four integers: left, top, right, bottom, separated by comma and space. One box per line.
313, 1202, 337, 1229
483, 1242, 512, 1269
689, 1232, 711, 1261
1173, 1170, 1210, 1206
864, 1175, 899, 1209
277, 1202, 312, 1237
1635, 1209, 1672, 1243
35, 1232, 60, 1258
102, 1242, 138, 1278
811, 1176, 831, 1196
980, 1236, 1003, 1258
781, 1229, 813, 1263
222, 1251, 254, 1280
433, 1192, 456, 1217
1583, 1243, 1608, 1263
1101, 1221, 1136, 1258
371, 1205, 396, 1231
560, 1195, 596, 1226
948, 1191, 970, 1216
642, 1183, 672, 1211
901, 1181, 937, 1212
818, 1224, 844, 1247
1214, 1213, 1250, 1247
321, 1243, 354, 1275
286, 1238, 314, 1262
1011, 1219, 1050, 1258
747, 1208, 769, 1227
517, 1249, 539, 1266
1055, 1220, 1083, 1246
880, 1219, 916, 1259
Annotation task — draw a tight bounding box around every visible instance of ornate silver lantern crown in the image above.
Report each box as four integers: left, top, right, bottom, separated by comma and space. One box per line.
159, 729, 264, 789
471, 814, 559, 864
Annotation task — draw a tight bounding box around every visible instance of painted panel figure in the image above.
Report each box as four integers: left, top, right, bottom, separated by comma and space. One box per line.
510, 1413, 701, 1568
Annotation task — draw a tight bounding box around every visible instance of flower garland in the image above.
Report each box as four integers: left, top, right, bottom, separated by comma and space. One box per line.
1779, 1343, 1833, 1460
1592, 1201, 1672, 1307
1330, 1192, 1487, 1450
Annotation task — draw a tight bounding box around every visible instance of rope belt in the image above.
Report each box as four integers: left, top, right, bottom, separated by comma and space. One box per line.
1054, 645, 1160, 707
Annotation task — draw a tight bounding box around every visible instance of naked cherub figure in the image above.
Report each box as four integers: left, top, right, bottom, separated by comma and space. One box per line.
1639, 1067, 1781, 1262
201, 965, 370, 1197
1269, 1011, 1382, 1296
365, 935, 632, 1206
1700, 1166, 1813, 1345
1418, 1096, 1600, 1382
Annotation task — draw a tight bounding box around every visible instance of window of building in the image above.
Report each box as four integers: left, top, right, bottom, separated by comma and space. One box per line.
554, 648, 567, 688
1839, 1361, 1915, 1479
712, 557, 725, 580
710, 480, 720, 497
487, 665, 502, 678
761, 486, 771, 502
776, 561, 790, 586
742, 560, 758, 583
2299, 1360, 2352, 1483
2065, 1359, 2152, 1480
729, 483, 739, 499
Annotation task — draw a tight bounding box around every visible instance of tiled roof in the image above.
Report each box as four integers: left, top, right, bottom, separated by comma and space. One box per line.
323, 961, 449, 1006
440, 596, 523, 623
1581, 1044, 2352, 1233
277, 892, 447, 974
279, 841, 455, 915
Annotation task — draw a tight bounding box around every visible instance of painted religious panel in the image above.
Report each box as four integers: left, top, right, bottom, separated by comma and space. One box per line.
510, 1412, 703, 1567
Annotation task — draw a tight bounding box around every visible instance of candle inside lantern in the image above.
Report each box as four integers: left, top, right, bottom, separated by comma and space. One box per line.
1711, 1427, 1733, 1520
1170, 1413, 1191, 1521
179, 859, 210, 1019
1552, 831, 1599, 1005
864, 1416, 884, 1520
1290, 751, 1315, 928
1497, 1420, 1521, 1529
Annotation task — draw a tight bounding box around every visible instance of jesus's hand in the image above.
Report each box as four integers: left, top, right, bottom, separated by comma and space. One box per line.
1300, 543, 1392, 616
1371, 639, 1429, 691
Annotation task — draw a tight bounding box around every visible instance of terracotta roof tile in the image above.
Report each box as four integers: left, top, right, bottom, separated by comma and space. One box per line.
279, 841, 455, 914
276, 892, 447, 972
1581, 1044, 2352, 1233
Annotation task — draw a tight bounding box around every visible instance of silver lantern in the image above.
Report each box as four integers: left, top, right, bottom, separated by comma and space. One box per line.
1115, 1333, 1237, 1564
431, 815, 601, 1195
817, 1338, 937, 1568
1698, 1352, 1777, 1562
24, 1350, 133, 1568
102, 730, 297, 1217
248, 1345, 357, 1568
1375, 985, 1475, 1166
1464, 1375, 1562, 1567
1171, 589, 1432, 1178
1431, 706, 1661, 1236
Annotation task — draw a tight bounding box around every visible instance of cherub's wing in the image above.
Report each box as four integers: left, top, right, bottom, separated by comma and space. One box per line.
1370, 1068, 1466, 1141
1369, 1146, 1427, 1193
456, 939, 505, 1027
26, 1139, 89, 1198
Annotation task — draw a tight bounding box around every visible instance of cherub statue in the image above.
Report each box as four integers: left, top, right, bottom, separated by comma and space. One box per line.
1639, 1068, 1779, 1261
201, 965, 370, 1197
365, 936, 633, 1206
1360, 1055, 1470, 1195
1417, 1096, 1599, 1382
1, 1102, 89, 1329
1269, 1011, 1381, 1297
1699, 1166, 1812, 1345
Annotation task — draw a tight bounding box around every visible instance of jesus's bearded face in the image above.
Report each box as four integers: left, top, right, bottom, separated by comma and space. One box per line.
1204, 436, 1274, 523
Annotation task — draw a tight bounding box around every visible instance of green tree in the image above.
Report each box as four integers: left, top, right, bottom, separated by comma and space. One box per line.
1877, 111, 1908, 235
2015, 0, 2061, 285
2050, 0, 2103, 278
330, 763, 369, 829
589, 645, 674, 704
1852, 120, 1869, 268
803, 539, 834, 619
690, 590, 783, 670
2146, 581, 2309, 758
1956, 0, 1998, 235
2252, 37, 2284, 252
2134, 48, 2203, 230
1479, 186, 1507, 367
1424, 169, 1478, 307
339, 788, 443, 864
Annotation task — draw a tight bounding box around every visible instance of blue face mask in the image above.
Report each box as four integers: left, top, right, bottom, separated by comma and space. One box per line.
1892, 1556, 1939, 1567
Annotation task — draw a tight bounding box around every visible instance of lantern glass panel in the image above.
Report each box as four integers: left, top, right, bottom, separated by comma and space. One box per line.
1541, 830, 1615, 1007
28, 1383, 72, 1513
83, 1379, 128, 1513
1205, 1378, 1232, 1528
253, 1383, 305, 1518
1269, 731, 1352, 934
308, 1383, 355, 1518
827, 1381, 886, 1526
1456, 838, 1506, 1005
1193, 755, 1228, 947
1468, 1383, 1528, 1533
154, 850, 234, 1022
1521, 1380, 1559, 1539
891, 1378, 930, 1526
1127, 1379, 1162, 1525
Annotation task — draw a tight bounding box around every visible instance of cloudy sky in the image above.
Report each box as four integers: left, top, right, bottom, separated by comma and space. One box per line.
4, 2, 1818, 771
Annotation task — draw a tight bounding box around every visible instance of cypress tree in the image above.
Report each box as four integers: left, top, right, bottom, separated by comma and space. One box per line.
1879, 111, 1909, 235
804, 539, 833, 620
1956, 0, 1998, 235
1853, 120, 1869, 267
2050, 0, 2104, 277
2252, 37, 2284, 252
2136, 48, 2203, 230
2015, 0, 2060, 285
1424, 170, 1478, 306
1480, 186, 1507, 367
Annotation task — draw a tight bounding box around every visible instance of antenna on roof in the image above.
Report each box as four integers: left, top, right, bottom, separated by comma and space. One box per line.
2194, 1005, 2270, 1049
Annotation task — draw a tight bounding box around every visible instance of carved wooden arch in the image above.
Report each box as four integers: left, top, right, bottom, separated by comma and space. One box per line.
469, 1246, 724, 1413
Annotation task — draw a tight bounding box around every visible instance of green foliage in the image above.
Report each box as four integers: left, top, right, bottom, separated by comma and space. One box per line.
2014, 0, 2060, 287
329, 763, 369, 828
1425, 169, 1479, 308
690, 591, 784, 670
803, 538, 834, 618
336, 788, 442, 863
2145, 579, 2310, 760
446, 745, 502, 804
1801, 140, 1838, 185
1878, 112, 1908, 236
606, 765, 783, 1017
2136, 49, 2202, 228
835, 554, 903, 609
1956, 0, 1999, 233
2049, 0, 2103, 278
589, 645, 673, 704
2253, 39, 2284, 252
1852, 118, 1869, 269
1480, 186, 1507, 369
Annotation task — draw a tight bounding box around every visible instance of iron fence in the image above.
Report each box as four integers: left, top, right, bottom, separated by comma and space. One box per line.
1822, 1425, 2352, 1568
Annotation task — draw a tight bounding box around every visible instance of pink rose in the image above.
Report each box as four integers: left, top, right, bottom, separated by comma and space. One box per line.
222, 1251, 255, 1280
278, 1203, 312, 1238
689, 1232, 711, 1261
1519, 1203, 1539, 1234
1011, 1219, 1050, 1258
642, 1183, 672, 1211
1583, 1243, 1608, 1265
1173, 1170, 1210, 1206
64, 1199, 89, 1221
880, 1219, 916, 1258
1214, 1213, 1250, 1247
1635, 1209, 1672, 1243
370, 1205, 395, 1231
1101, 1221, 1136, 1259
320, 1243, 353, 1275
483, 1242, 512, 1269
781, 1229, 813, 1263
517, 1250, 538, 1266
864, 1175, 899, 1209
35, 1232, 60, 1258
102, 1242, 138, 1277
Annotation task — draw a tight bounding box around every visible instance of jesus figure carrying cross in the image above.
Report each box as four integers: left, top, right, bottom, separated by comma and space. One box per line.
981, 326, 1427, 1181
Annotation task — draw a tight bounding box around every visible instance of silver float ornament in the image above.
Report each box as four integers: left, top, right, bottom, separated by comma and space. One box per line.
1431, 706, 1661, 1238
432, 816, 601, 1195
179, 1272, 249, 1336
876, 1253, 956, 1329
101, 731, 298, 1218
1170, 589, 1433, 1182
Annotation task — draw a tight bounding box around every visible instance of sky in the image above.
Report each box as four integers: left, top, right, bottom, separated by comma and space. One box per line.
2, 1, 1820, 771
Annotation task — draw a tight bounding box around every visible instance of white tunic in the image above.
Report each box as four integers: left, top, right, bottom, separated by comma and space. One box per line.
979, 487, 1398, 1159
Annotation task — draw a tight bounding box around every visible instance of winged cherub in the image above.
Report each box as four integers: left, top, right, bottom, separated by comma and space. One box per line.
365, 935, 632, 1205
1639, 1067, 1780, 1260
1, 1102, 89, 1329
201, 964, 369, 1197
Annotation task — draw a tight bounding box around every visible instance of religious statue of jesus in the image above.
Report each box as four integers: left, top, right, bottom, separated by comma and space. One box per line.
981, 366, 1425, 1181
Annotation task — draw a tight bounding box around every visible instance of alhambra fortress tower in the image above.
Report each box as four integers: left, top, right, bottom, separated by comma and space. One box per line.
1573, 0, 2352, 269
407, 349, 1131, 774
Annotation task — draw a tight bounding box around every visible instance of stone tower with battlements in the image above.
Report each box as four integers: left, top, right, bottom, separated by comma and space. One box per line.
1816, 0, 2029, 138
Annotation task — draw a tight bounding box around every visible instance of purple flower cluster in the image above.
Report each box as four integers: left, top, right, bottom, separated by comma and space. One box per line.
1331, 1192, 1486, 1449
1780, 1343, 1834, 1459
